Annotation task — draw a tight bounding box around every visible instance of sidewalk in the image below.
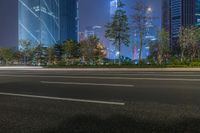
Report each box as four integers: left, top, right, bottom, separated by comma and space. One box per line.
0, 66, 43, 70
43, 68, 200, 72
0, 66, 200, 72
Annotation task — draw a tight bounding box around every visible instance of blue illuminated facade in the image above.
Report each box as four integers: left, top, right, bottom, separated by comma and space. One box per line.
110, 0, 118, 16
60, 0, 78, 42
19, 0, 78, 47
164, 0, 200, 37
108, 0, 118, 59
170, 0, 181, 39
196, 0, 200, 26
168, 0, 200, 51
162, 0, 171, 32
170, 0, 200, 36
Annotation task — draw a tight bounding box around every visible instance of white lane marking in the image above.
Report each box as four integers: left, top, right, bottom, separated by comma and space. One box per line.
1, 68, 200, 72
0, 74, 200, 82
1, 73, 200, 77
0, 92, 125, 106
40, 81, 134, 87
37, 72, 200, 77
106, 74, 200, 77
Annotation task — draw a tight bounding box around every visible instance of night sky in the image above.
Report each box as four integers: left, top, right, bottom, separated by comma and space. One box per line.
0, 0, 161, 48
0, 0, 18, 48
80, 0, 161, 31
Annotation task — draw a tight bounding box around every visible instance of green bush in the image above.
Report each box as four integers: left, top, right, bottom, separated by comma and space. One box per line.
190, 61, 200, 67
166, 65, 188, 68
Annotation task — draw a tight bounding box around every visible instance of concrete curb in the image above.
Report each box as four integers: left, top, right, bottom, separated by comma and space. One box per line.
42, 68, 200, 72
0, 66, 200, 72
0, 66, 43, 70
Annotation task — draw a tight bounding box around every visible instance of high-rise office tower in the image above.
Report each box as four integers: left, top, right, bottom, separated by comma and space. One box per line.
145, 7, 156, 41
196, 0, 200, 26
162, 0, 200, 51
162, 0, 170, 32
171, 0, 195, 39
18, 0, 78, 47
60, 0, 78, 43
110, 0, 118, 17
108, 0, 119, 59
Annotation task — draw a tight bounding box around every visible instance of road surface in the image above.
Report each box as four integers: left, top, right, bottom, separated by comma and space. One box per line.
0, 69, 200, 132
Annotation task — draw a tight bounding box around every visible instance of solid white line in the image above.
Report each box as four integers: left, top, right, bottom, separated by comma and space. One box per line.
0, 74, 200, 82
0, 66, 43, 69
0, 92, 125, 106
40, 81, 135, 87
104, 74, 200, 77
1, 68, 200, 72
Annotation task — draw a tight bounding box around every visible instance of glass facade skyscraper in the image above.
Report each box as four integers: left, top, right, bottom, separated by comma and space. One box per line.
170, 0, 182, 38
162, 0, 171, 32
110, 0, 118, 16
196, 0, 200, 26
19, 0, 78, 47
163, 0, 200, 52
169, 0, 200, 37
60, 0, 78, 42
108, 0, 118, 59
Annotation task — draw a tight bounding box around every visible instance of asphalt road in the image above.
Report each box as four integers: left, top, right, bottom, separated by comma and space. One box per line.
0, 69, 200, 132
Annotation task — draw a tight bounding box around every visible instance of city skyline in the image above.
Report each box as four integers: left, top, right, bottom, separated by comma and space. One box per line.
19, 0, 60, 47
162, 0, 200, 53
0, 0, 161, 49
0, 1, 200, 132
79, 0, 161, 59
19, 0, 78, 48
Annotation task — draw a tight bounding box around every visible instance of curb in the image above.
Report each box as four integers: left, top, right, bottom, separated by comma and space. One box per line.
0, 66, 200, 72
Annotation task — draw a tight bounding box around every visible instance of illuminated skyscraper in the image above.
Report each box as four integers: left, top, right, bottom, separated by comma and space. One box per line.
170, 0, 196, 39
144, 7, 157, 57
110, 0, 118, 16
18, 0, 60, 47
196, 0, 200, 26
108, 0, 119, 59
60, 0, 78, 42
162, 0, 170, 32
18, 0, 78, 47
162, 0, 200, 52
145, 7, 156, 41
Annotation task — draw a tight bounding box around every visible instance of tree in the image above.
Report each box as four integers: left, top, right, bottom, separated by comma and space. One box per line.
105, 0, 130, 65
13, 51, 23, 64
19, 40, 32, 65
80, 36, 99, 64
157, 29, 170, 64
80, 36, 106, 65
179, 27, 189, 61
148, 41, 158, 64
0, 48, 13, 65
54, 44, 63, 63
148, 29, 170, 65
62, 40, 80, 65
178, 27, 200, 62
195, 28, 200, 59
47, 47, 56, 65
189, 27, 200, 61
93, 42, 107, 65
132, 0, 151, 64
32, 44, 47, 66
